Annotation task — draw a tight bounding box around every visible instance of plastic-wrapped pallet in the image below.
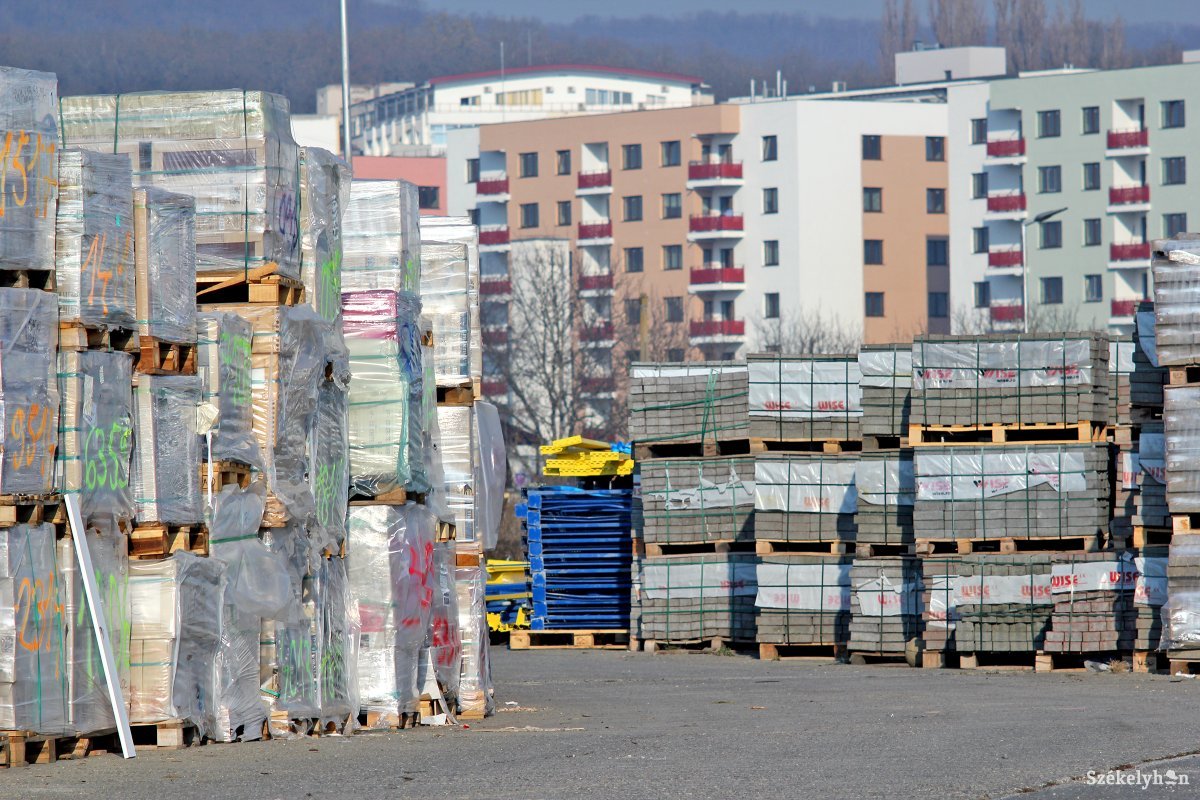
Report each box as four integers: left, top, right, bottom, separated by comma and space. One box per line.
309, 377, 350, 554
1132, 303, 1166, 413
0, 67, 58, 272
1162, 534, 1200, 652
848, 556, 921, 655
421, 216, 478, 388
196, 312, 262, 469
1152, 236, 1200, 366
640, 554, 758, 644
435, 405, 475, 546
1112, 440, 1137, 540
913, 444, 1109, 542
55, 149, 136, 330
261, 523, 319, 734
640, 456, 754, 545
1042, 553, 1148, 653
127, 551, 223, 738
747, 354, 861, 441
1163, 386, 1200, 512
920, 556, 959, 656
952, 555, 1052, 653
0, 523, 68, 733
313, 554, 356, 723
1134, 549, 1168, 651
342, 180, 421, 294
134, 187, 197, 345
858, 345, 911, 439
132, 374, 203, 524
299, 147, 351, 329
0, 288, 60, 495
629, 363, 748, 446
1109, 338, 1134, 427
57, 519, 129, 734
755, 556, 852, 649
56, 350, 135, 521
910, 334, 1109, 427
474, 402, 506, 553
855, 451, 914, 547
1134, 424, 1168, 528
59, 90, 301, 279
456, 563, 493, 717
754, 454, 857, 545
422, 542, 461, 700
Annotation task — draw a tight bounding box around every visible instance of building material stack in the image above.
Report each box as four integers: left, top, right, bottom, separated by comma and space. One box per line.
1041, 553, 1142, 660
848, 555, 922, 661
755, 555, 852, 659
951, 555, 1054, 663
858, 345, 912, 450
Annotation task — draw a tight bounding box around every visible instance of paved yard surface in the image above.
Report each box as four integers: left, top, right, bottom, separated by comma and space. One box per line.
3, 647, 1199, 799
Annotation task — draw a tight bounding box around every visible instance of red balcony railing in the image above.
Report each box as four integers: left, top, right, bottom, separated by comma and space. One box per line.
690, 319, 746, 337
1107, 128, 1148, 149
688, 161, 743, 181
986, 193, 1026, 213
1110, 242, 1151, 261
581, 376, 616, 393
579, 273, 614, 291
689, 214, 744, 233
1111, 299, 1140, 318
579, 322, 614, 341
578, 220, 612, 240
476, 176, 509, 196
987, 249, 1023, 268
482, 329, 508, 345
478, 226, 510, 246
986, 138, 1025, 157
577, 169, 612, 189
481, 378, 508, 396
689, 267, 745, 286
1109, 185, 1150, 205
989, 304, 1024, 323
480, 279, 511, 295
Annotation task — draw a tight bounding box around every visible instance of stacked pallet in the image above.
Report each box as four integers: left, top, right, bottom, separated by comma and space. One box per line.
1043, 554, 1139, 654
755, 555, 852, 658
918, 556, 958, 663
640, 553, 758, 649
858, 345, 912, 448
747, 353, 861, 447
630, 362, 748, 455
640, 456, 755, 549
953, 555, 1053, 661
753, 453, 857, 550
855, 451, 915, 551
848, 556, 921, 659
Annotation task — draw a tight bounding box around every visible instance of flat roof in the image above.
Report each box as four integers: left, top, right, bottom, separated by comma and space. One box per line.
429, 63, 704, 87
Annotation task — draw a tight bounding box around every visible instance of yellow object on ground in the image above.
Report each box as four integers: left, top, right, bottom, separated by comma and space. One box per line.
539, 436, 634, 477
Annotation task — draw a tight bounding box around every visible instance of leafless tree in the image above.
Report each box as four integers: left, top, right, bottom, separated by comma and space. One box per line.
1024, 302, 1089, 333
749, 308, 861, 356
952, 303, 995, 335
880, 0, 919, 80
929, 0, 988, 47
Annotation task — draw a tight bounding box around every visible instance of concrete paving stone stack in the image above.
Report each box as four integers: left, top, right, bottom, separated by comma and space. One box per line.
630, 362, 748, 446
1109, 338, 1134, 427
1135, 546, 1168, 651
1112, 443, 1137, 541
953, 554, 1053, 653
855, 450, 914, 547
858, 345, 912, 439
747, 353, 861, 441
1151, 235, 1200, 367
913, 444, 1110, 542
848, 556, 921, 655
0, 66, 58, 273
640, 553, 758, 643
754, 453, 856, 544
1042, 553, 1140, 653
910, 333, 1109, 427
1162, 386, 1200, 514
1161, 533, 1200, 654
920, 556, 959, 655
1133, 425, 1168, 529
755, 555, 852, 647
639, 456, 755, 545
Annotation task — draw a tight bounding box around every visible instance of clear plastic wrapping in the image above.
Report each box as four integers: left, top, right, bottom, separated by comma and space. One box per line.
59, 90, 301, 278
1152, 238, 1200, 366
0, 523, 68, 734
1164, 386, 1200, 512
629, 363, 749, 445
858, 345, 912, 437
342, 180, 422, 294
747, 354, 862, 441
754, 454, 857, 544
134, 187, 197, 344
299, 147, 351, 331
0, 288, 60, 495
421, 215, 481, 385
422, 541, 461, 699
314, 554, 357, 722
435, 404, 475, 543
1162, 534, 1200, 650
640, 456, 756, 544
260, 523, 319, 730
420, 331, 449, 524
474, 402, 505, 552
309, 379, 350, 554
855, 451, 915, 547
132, 374, 203, 524
455, 563, 493, 717
55, 148, 136, 329
196, 312, 262, 469
640, 554, 759, 644
0, 67, 58, 272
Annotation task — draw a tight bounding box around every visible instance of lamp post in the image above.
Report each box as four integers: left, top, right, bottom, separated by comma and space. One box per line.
340, 0, 352, 159
1021, 206, 1068, 332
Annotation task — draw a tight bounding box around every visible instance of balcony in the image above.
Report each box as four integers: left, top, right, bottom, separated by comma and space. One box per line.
989, 304, 1024, 324
1107, 184, 1151, 214
478, 225, 510, 249
476, 175, 509, 198
986, 193, 1026, 213
481, 378, 508, 396
581, 376, 616, 394
690, 319, 745, 339
482, 329, 508, 345
576, 169, 612, 194
480, 279, 511, 295
1111, 299, 1140, 318
579, 322, 614, 342
577, 220, 613, 243
985, 137, 1026, 164
987, 248, 1023, 268
579, 273, 614, 292
686, 160, 744, 189
688, 267, 745, 293
688, 214, 744, 240
1110, 241, 1152, 265
1106, 128, 1149, 154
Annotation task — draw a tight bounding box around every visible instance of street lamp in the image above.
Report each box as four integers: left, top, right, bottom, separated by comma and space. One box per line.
340, 0, 352, 160
1020, 206, 1068, 332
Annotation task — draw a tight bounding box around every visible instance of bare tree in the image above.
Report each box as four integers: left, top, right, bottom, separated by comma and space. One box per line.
749, 308, 861, 355
929, 0, 988, 47
880, 0, 919, 81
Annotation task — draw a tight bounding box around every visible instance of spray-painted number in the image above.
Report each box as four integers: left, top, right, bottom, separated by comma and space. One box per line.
82, 420, 132, 491
9, 402, 53, 480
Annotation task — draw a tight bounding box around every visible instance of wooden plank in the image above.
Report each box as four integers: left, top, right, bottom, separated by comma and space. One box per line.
754, 539, 852, 556
646, 539, 755, 557
909, 420, 1105, 446
750, 437, 863, 454
758, 642, 845, 661
509, 629, 630, 650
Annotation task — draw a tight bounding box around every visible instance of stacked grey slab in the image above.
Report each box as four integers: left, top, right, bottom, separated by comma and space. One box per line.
1133, 424, 1168, 529
1162, 533, 1200, 653
919, 556, 960, 654
640, 553, 758, 643
910, 333, 1109, 427
1043, 553, 1138, 653
755, 555, 852, 646
1163, 386, 1200, 513
856, 450, 914, 547
754, 453, 856, 544
1136, 546, 1168, 651
1130, 304, 1166, 419
848, 556, 921, 655
1151, 235, 1200, 367
1112, 442, 1137, 540
1109, 338, 1134, 427
747, 353, 861, 441
639, 456, 755, 545
954, 555, 1053, 653
913, 443, 1109, 542
629, 362, 748, 446
859, 345, 912, 439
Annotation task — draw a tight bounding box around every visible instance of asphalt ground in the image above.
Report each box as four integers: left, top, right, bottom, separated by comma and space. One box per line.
3, 646, 1199, 799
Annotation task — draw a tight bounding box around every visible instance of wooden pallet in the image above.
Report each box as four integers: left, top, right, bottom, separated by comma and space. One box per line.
350, 487, 410, 506
1166, 652, 1200, 675
266, 713, 354, 740
642, 637, 754, 655
632, 438, 750, 460
920, 649, 958, 669
1133, 525, 1172, 549
908, 420, 1105, 446
59, 323, 139, 353
0, 730, 63, 767
1168, 365, 1200, 386
1134, 650, 1165, 674
1171, 514, 1200, 534
1035, 651, 1132, 673
1109, 425, 1138, 447
958, 651, 1036, 671
854, 541, 915, 557
645, 539, 755, 557
199, 460, 252, 492
436, 520, 456, 542
754, 538, 852, 556
359, 709, 420, 730
136, 336, 196, 375
509, 629, 630, 650
437, 385, 476, 406
0, 268, 55, 291
758, 642, 846, 661
0, 494, 61, 526
130, 719, 201, 750
129, 523, 208, 559
750, 438, 863, 454
456, 550, 482, 568
196, 263, 304, 306
847, 650, 911, 665
915, 533, 1105, 556
862, 434, 908, 452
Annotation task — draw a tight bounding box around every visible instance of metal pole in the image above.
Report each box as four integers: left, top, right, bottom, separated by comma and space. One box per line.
1020, 221, 1029, 332
340, 0, 353, 159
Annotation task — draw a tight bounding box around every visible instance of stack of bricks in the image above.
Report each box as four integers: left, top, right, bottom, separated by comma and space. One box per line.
753, 453, 856, 547
848, 556, 921, 657
953, 555, 1054, 654
755, 555, 852, 656
855, 451, 914, 550
630, 363, 749, 450
858, 345, 911, 445
747, 354, 861, 442
1042, 554, 1139, 654
639, 553, 758, 646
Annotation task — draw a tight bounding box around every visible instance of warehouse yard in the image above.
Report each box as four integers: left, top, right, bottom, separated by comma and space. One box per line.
1, 649, 1197, 799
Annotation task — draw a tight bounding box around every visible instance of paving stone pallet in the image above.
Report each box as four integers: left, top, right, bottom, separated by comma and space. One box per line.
848, 556, 921, 655
1112, 442, 1137, 540
1162, 385, 1200, 513
747, 353, 861, 442
920, 555, 959, 654
1132, 423, 1169, 529
629, 362, 748, 447
859, 344, 912, 438
639, 552, 758, 642
754, 452, 857, 545
1151, 235, 1200, 366
754, 554, 852, 647
638, 456, 755, 544
1162, 532, 1200, 651
953, 554, 1053, 653
855, 449, 914, 547
1042, 553, 1144, 653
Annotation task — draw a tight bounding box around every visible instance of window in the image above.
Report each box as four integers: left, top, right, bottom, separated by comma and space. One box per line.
661, 193, 682, 219
661, 140, 681, 167
763, 240, 780, 266
862, 135, 881, 160
1038, 165, 1062, 193
466, 158, 480, 183
1082, 106, 1100, 135
624, 247, 644, 273
926, 189, 946, 214
1082, 162, 1100, 191
864, 239, 883, 265
468, 208, 480, 227
974, 281, 991, 309
623, 195, 643, 222
761, 135, 778, 161
663, 245, 683, 271
928, 292, 949, 318
1163, 100, 1186, 129
864, 292, 885, 318
1164, 156, 1187, 185
1165, 213, 1189, 238
625, 298, 642, 325
1041, 276, 1063, 304
762, 187, 779, 214
764, 292, 780, 319
1037, 109, 1061, 138
481, 301, 508, 328
863, 187, 882, 213
970, 118, 988, 145
1041, 220, 1062, 248
1084, 274, 1103, 303
667, 348, 685, 363
926, 136, 945, 162
665, 296, 684, 323
927, 236, 949, 267
622, 144, 642, 170
417, 185, 439, 210
1083, 218, 1102, 247
556, 149, 571, 175
519, 202, 539, 228
519, 152, 538, 178
557, 200, 572, 226
973, 226, 989, 254
972, 172, 988, 199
